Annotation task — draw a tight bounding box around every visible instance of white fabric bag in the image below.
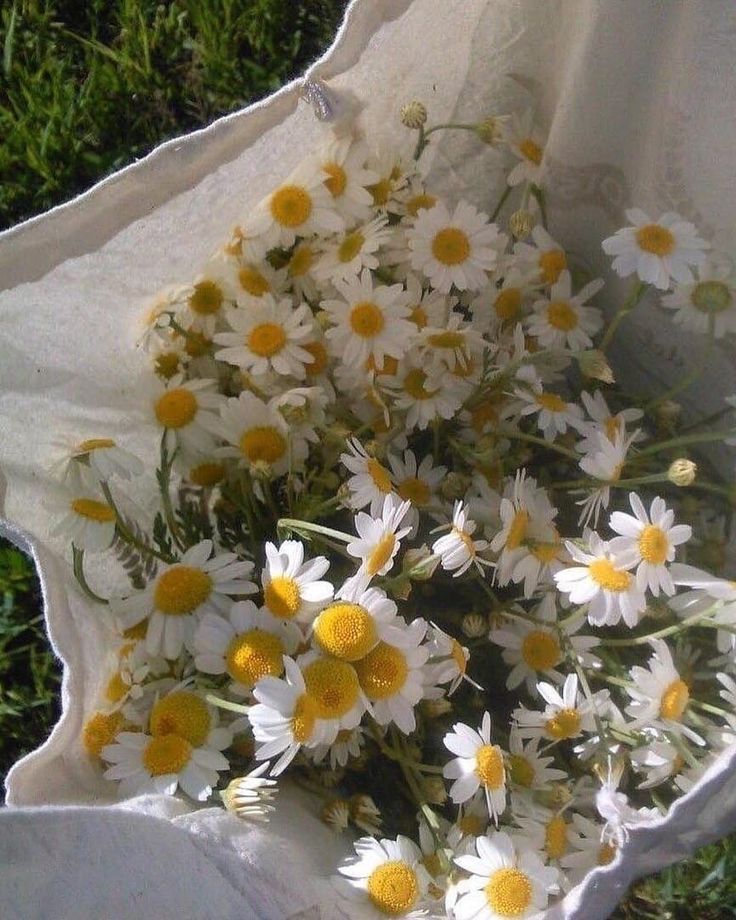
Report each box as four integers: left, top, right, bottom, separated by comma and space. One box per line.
2, 1, 736, 917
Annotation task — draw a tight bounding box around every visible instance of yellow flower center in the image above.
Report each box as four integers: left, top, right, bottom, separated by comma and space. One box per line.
471, 402, 499, 434
509, 754, 535, 788
189, 280, 224, 315
588, 559, 632, 592
691, 280, 732, 314
495, 287, 522, 321
451, 638, 468, 674
403, 368, 436, 400
226, 630, 284, 689
263, 575, 301, 619
475, 744, 505, 790
369, 178, 393, 206
270, 185, 312, 228
531, 541, 561, 563
239, 426, 287, 465
431, 227, 471, 266
367, 533, 397, 576
539, 249, 567, 285
83, 710, 124, 758
349, 301, 385, 338
521, 630, 561, 671
598, 843, 617, 865
76, 437, 115, 453
366, 861, 419, 916
398, 477, 431, 506
660, 678, 689, 721
545, 707, 582, 740
313, 603, 378, 661
485, 867, 533, 917
458, 813, 485, 836
247, 322, 287, 357
183, 330, 211, 357
638, 524, 669, 565
304, 340, 328, 376
605, 416, 622, 442
636, 224, 675, 256
407, 193, 436, 216
149, 691, 211, 746
291, 692, 318, 743
189, 461, 225, 487
71, 498, 115, 523
154, 566, 213, 616
519, 137, 543, 165
142, 733, 192, 776
302, 658, 361, 718
410, 305, 428, 328
289, 243, 315, 277
338, 231, 365, 263
155, 352, 181, 380
506, 510, 529, 550
427, 330, 465, 349
123, 620, 148, 640
105, 671, 128, 703
545, 815, 569, 859
323, 162, 347, 198
155, 388, 198, 429
355, 642, 408, 699
238, 266, 271, 297
536, 392, 567, 412
366, 456, 393, 493
547, 300, 578, 331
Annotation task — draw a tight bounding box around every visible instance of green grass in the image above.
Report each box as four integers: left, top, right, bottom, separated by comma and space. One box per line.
2, 1, 736, 915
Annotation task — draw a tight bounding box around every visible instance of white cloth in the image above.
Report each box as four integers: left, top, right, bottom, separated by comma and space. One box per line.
1, 1, 736, 917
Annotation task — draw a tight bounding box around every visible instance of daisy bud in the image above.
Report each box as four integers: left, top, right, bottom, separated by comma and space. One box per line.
337, 482, 352, 505
509, 209, 535, 240
400, 101, 428, 129
462, 612, 488, 638
422, 697, 453, 718
577, 348, 615, 384
321, 798, 350, 833
422, 776, 448, 805
315, 309, 331, 330
318, 767, 346, 788
655, 400, 681, 429
349, 793, 383, 835
474, 115, 505, 146
221, 765, 278, 823
364, 438, 385, 459
668, 458, 697, 486
440, 471, 469, 500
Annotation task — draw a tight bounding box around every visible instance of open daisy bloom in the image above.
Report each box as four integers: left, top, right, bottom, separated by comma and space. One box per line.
3, 5, 736, 920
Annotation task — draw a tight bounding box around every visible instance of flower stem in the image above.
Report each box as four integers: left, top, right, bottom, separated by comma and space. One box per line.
491, 184, 513, 221
599, 279, 647, 353
100, 481, 174, 564
158, 434, 185, 552
277, 518, 353, 544
636, 428, 736, 458
72, 546, 109, 605
599, 608, 716, 647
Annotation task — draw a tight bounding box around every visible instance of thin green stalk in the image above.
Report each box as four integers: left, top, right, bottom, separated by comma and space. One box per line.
277, 518, 353, 543
530, 184, 547, 228
100, 481, 173, 564
599, 279, 647, 353
491, 184, 513, 221
159, 434, 185, 552
497, 428, 579, 460
599, 608, 717, 648
72, 546, 109, 605
205, 694, 250, 715
636, 428, 736, 457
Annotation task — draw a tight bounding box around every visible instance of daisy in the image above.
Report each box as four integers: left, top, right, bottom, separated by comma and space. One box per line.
526, 270, 604, 351
577, 389, 644, 452
213, 297, 314, 378
608, 492, 692, 596
316, 134, 379, 222
425, 624, 474, 697
151, 375, 223, 456
443, 712, 507, 822
383, 353, 466, 432
354, 617, 429, 733
602, 208, 709, 290
420, 310, 486, 373
340, 494, 412, 596
559, 813, 618, 884
323, 268, 414, 367
221, 762, 278, 822
49, 468, 117, 553
387, 450, 446, 534
490, 608, 570, 695
311, 725, 367, 770
174, 269, 233, 335
505, 110, 547, 187
101, 729, 229, 801
576, 428, 638, 527
340, 437, 396, 515
453, 831, 558, 920
334, 834, 432, 919
219, 391, 308, 477
148, 685, 232, 751
285, 240, 322, 302
113, 539, 256, 659
513, 225, 568, 285
250, 656, 334, 774
470, 271, 532, 334
365, 145, 412, 213
313, 215, 393, 284
193, 600, 301, 694
513, 673, 605, 742
59, 437, 143, 482
432, 501, 490, 577
630, 737, 685, 789
661, 260, 736, 338
407, 199, 502, 293
299, 650, 368, 731
312, 586, 402, 662
513, 808, 576, 879
506, 729, 568, 794
403, 271, 452, 330
554, 530, 646, 628
516, 382, 584, 442
261, 539, 333, 623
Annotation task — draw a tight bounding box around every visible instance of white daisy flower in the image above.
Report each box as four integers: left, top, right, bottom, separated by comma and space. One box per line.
513, 808, 577, 883
425, 624, 474, 697
151, 375, 223, 456
661, 260, 736, 337
312, 586, 402, 662
365, 145, 412, 213
443, 712, 507, 822
470, 271, 533, 334
559, 813, 619, 884
576, 428, 639, 528
313, 215, 393, 284
577, 389, 644, 452
505, 110, 547, 188
316, 134, 379, 222
299, 650, 368, 732
311, 725, 367, 770
554, 530, 646, 628
446, 791, 492, 848
49, 468, 117, 553
407, 199, 502, 293
334, 834, 432, 919
261, 539, 333, 623
340, 437, 396, 515
148, 684, 232, 751
602, 208, 709, 290
513, 673, 605, 742
354, 617, 429, 734
101, 729, 229, 801
516, 382, 584, 442
213, 297, 314, 378
526, 270, 604, 351
219, 391, 308, 476
453, 831, 558, 920
420, 310, 486, 373
113, 539, 256, 659
173, 269, 233, 336
285, 240, 322, 302
630, 737, 686, 789
403, 271, 452, 330
323, 268, 414, 368
382, 352, 466, 432
432, 501, 490, 577
386, 450, 446, 535
340, 494, 412, 596
506, 728, 568, 794
221, 761, 278, 822
58, 437, 143, 482
193, 600, 301, 695
513, 225, 568, 285
608, 492, 692, 596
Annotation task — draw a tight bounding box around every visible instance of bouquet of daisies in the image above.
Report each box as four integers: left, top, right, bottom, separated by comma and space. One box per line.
55, 95, 736, 919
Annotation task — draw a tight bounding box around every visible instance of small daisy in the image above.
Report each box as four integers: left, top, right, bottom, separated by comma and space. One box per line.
506, 729, 568, 794
386, 450, 446, 534
516, 383, 584, 442
526, 270, 604, 351
261, 539, 333, 623
608, 492, 692, 596
432, 501, 490, 577
420, 310, 486, 374
505, 110, 547, 188
340, 437, 396, 515
661, 260, 736, 337
577, 390, 644, 453
470, 271, 532, 334
193, 600, 301, 695
453, 831, 558, 920
513, 808, 576, 882
513, 673, 604, 743
219, 391, 308, 477
221, 762, 278, 822
408, 199, 502, 292
490, 608, 566, 695
174, 269, 233, 335
383, 353, 466, 432
316, 134, 379, 222
60, 437, 143, 482
340, 494, 412, 596
559, 813, 618, 884
630, 737, 685, 789
365, 145, 412, 212
148, 685, 232, 751
113, 540, 256, 659
602, 208, 709, 290
49, 468, 117, 553
312, 586, 401, 662
334, 834, 432, 919
403, 271, 452, 330
313, 215, 393, 284
443, 712, 507, 822
311, 725, 367, 770
576, 428, 638, 527
513, 225, 568, 285
299, 650, 368, 732
554, 530, 646, 628
213, 297, 314, 378
425, 624, 475, 697
101, 729, 229, 801
150, 375, 223, 456
323, 268, 414, 367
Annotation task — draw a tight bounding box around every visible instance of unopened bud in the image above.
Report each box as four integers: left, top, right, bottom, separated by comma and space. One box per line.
509, 209, 535, 240
422, 776, 448, 805
577, 349, 615, 384
440, 471, 470, 501
462, 612, 488, 638
321, 798, 350, 832
349, 794, 382, 835
656, 400, 681, 429
400, 101, 428, 129
422, 697, 453, 718
668, 458, 697, 486
475, 116, 505, 146
315, 309, 331, 330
